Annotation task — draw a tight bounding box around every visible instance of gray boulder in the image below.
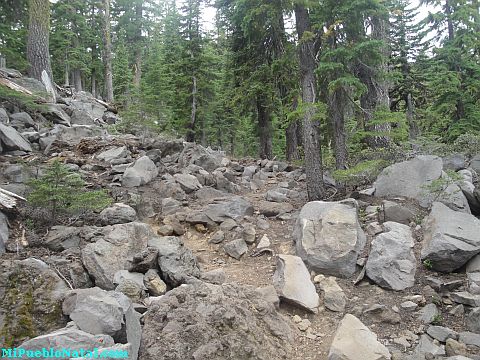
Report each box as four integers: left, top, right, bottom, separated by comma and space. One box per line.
43, 104, 71, 126
53, 125, 104, 145
466, 307, 480, 333
421, 202, 480, 272
97, 146, 129, 162
203, 196, 254, 223
0, 123, 32, 152
294, 200, 366, 278
0, 258, 68, 345
18, 328, 114, 358
9, 112, 35, 128
174, 173, 202, 193
382, 200, 416, 224
100, 203, 137, 225
314, 275, 347, 312
139, 281, 293, 360
224, 239, 248, 260
44, 225, 82, 251
374, 155, 443, 207
443, 154, 466, 171
273, 254, 319, 312
328, 314, 391, 360
62, 287, 141, 360
365, 222, 416, 290
82, 222, 152, 290
148, 236, 200, 286
178, 143, 224, 172
122, 156, 158, 187
471, 154, 480, 174
0, 108, 9, 124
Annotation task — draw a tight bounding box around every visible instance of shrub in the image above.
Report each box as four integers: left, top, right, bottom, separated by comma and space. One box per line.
27, 160, 112, 221
332, 159, 389, 188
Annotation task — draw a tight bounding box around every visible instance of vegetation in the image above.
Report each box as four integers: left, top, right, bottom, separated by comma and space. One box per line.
3, 0, 480, 199
27, 160, 112, 221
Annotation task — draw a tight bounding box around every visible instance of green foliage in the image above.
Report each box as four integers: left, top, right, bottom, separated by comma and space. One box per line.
27, 160, 112, 221
421, 169, 464, 201
423, 259, 433, 270
0, 85, 47, 113
332, 159, 389, 188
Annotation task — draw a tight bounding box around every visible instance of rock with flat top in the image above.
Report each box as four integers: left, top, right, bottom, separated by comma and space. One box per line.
327, 314, 391, 360
273, 255, 319, 312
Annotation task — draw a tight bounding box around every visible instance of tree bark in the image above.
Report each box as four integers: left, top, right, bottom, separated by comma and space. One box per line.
27, 0, 53, 82
257, 97, 273, 159
358, 15, 391, 148
286, 120, 301, 161
406, 93, 418, 139
186, 75, 197, 142
133, 1, 143, 88
328, 88, 348, 171
73, 69, 82, 92
295, 4, 325, 200
103, 0, 114, 103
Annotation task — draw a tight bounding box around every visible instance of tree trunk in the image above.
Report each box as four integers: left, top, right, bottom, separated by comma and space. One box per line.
328, 88, 348, 171
358, 15, 391, 148
103, 0, 114, 103
64, 58, 70, 87
186, 75, 197, 142
73, 69, 82, 92
295, 4, 325, 200
406, 93, 418, 139
27, 0, 53, 82
445, 0, 455, 41
286, 120, 301, 161
133, 1, 143, 88
257, 97, 273, 159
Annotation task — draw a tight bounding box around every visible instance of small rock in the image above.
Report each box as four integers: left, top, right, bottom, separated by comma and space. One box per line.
297, 319, 311, 332
273, 254, 319, 313
466, 307, 480, 333
314, 274, 347, 312
400, 301, 418, 312
427, 326, 458, 342
458, 331, 480, 347
327, 314, 391, 360
257, 234, 271, 249
450, 304, 465, 316
143, 269, 167, 296
242, 223, 256, 244
292, 315, 302, 323
157, 224, 174, 236
223, 239, 248, 260
445, 338, 468, 357
209, 230, 225, 244
417, 303, 440, 324
451, 292, 480, 307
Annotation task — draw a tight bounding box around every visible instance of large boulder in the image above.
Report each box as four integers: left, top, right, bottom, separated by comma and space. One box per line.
82, 222, 152, 290
273, 254, 319, 312
365, 222, 416, 290
203, 196, 254, 223
328, 314, 391, 360
293, 200, 366, 278
42, 104, 71, 126
421, 202, 480, 272
0, 123, 32, 152
148, 236, 201, 286
122, 156, 159, 187
174, 173, 202, 193
0, 258, 68, 346
97, 146, 130, 163
139, 281, 294, 360
62, 287, 141, 360
53, 125, 104, 145
178, 143, 224, 173
99, 203, 137, 225
374, 155, 442, 207
18, 327, 114, 357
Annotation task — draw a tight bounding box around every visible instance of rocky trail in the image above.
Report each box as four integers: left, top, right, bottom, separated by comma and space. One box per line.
1, 70, 480, 359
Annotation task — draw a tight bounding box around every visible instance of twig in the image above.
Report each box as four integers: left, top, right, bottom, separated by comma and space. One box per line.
53, 265, 74, 290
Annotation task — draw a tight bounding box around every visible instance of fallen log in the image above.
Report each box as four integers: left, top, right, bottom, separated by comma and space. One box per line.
0, 187, 26, 212
0, 77, 47, 103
